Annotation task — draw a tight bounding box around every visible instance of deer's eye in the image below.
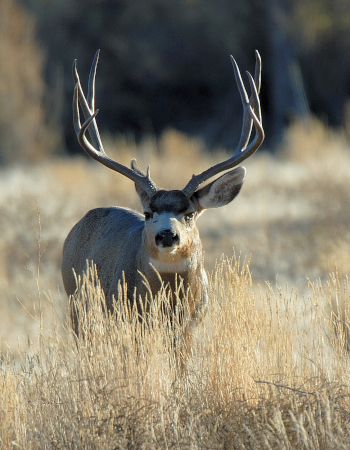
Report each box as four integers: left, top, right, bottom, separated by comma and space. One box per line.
144, 212, 153, 220
184, 212, 195, 222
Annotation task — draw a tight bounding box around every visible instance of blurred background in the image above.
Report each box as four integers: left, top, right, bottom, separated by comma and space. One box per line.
2, 0, 350, 352
2, 0, 350, 162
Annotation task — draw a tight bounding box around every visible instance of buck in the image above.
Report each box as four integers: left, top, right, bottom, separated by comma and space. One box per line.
62, 50, 264, 337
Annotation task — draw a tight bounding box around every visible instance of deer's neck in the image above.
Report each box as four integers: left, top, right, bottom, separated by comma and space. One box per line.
134, 236, 208, 324
137, 232, 205, 294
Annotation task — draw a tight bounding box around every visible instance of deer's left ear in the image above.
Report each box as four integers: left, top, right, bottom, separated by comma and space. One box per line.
193, 166, 246, 210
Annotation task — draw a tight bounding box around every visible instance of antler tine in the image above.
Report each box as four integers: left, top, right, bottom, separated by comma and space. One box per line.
254, 49, 262, 94
72, 52, 157, 196
231, 57, 252, 154
87, 49, 99, 111
233, 50, 262, 153
73, 51, 104, 153
182, 51, 264, 198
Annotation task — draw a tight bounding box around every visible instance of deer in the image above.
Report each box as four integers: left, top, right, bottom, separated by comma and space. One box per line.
61, 50, 264, 343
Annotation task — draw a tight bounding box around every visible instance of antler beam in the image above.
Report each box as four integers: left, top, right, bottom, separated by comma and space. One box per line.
182, 50, 264, 198
73, 50, 158, 197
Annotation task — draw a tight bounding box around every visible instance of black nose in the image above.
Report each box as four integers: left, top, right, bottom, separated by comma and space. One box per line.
155, 229, 179, 247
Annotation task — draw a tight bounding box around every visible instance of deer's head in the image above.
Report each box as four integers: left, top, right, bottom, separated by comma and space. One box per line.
133, 164, 246, 265
72, 51, 264, 266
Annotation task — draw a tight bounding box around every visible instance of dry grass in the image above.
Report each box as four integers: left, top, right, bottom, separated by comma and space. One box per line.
2, 121, 350, 446
0, 0, 60, 163
1, 257, 350, 447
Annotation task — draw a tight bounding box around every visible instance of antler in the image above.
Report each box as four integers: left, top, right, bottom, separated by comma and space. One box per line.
182, 50, 264, 198
73, 50, 158, 197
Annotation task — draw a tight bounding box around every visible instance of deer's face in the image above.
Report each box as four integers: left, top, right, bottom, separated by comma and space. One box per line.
142, 190, 201, 265
137, 168, 247, 270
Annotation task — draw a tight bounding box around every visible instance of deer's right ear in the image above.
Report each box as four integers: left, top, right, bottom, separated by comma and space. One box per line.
193, 166, 246, 210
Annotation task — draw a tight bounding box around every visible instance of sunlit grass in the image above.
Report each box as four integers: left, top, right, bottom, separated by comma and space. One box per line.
2, 120, 350, 445
1, 256, 350, 447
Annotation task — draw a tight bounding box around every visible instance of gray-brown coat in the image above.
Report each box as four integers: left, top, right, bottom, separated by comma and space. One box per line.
61, 50, 264, 337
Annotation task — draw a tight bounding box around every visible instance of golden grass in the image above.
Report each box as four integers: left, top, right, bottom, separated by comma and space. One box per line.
1, 257, 350, 447
0, 0, 60, 163
2, 122, 350, 446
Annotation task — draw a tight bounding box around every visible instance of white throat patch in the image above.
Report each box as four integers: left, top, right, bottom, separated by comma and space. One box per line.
149, 256, 189, 274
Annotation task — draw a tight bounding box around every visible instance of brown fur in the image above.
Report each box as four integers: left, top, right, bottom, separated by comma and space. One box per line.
66, 51, 263, 361
62, 169, 246, 347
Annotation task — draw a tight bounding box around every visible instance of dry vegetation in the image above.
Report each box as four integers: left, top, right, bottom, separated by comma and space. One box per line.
0, 0, 60, 164
2, 121, 350, 447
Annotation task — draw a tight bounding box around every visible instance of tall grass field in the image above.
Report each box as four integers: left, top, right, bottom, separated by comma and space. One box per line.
2, 120, 350, 447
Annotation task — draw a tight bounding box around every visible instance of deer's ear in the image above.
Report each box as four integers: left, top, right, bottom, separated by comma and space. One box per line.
193, 167, 246, 210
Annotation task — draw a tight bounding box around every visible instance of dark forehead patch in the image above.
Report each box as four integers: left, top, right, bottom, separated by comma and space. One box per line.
149, 190, 191, 214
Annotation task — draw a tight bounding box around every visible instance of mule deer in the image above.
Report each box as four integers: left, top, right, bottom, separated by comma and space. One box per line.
62, 50, 264, 337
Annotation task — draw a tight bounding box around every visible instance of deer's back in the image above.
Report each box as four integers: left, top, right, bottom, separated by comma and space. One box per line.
62, 206, 144, 303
